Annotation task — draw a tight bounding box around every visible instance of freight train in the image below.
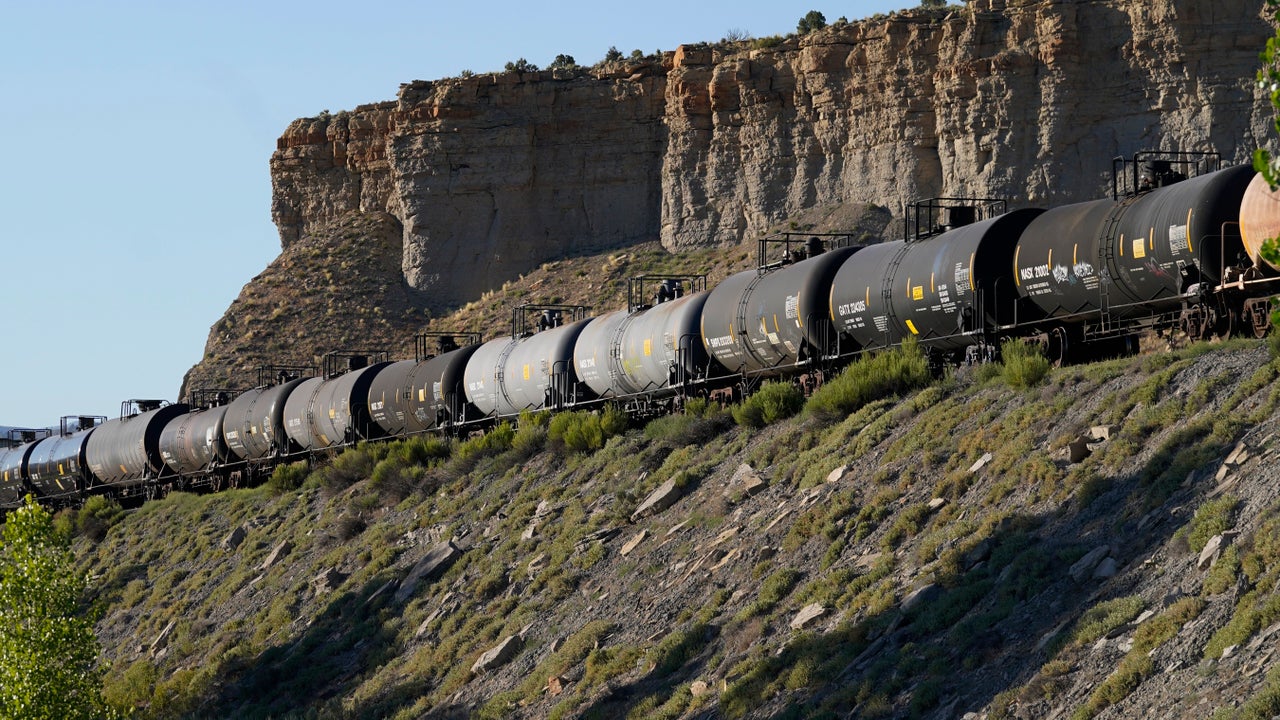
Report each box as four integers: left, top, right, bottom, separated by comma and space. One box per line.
4, 151, 1279, 510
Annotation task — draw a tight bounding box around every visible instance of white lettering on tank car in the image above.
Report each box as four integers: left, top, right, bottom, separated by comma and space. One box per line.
1020, 264, 1051, 282
785, 294, 799, 320
707, 335, 734, 349
1168, 224, 1187, 251
837, 300, 868, 315
1052, 265, 1069, 283
1073, 261, 1095, 279
954, 263, 970, 291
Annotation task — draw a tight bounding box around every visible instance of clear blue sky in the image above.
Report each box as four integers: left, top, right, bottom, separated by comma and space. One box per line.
0, 0, 909, 429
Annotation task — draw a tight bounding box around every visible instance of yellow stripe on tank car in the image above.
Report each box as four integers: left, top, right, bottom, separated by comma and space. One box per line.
1048, 248, 1052, 270
906, 319, 919, 335
931, 272, 935, 294
1120, 234, 1125, 257
1013, 245, 1021, 286
969, 252, 975, 291
1149, 227, 1154, 251
1073, 244, 1078, 266
866, 286, 870, 307
773, 314, 779, 333
1187, 208, 1194, 253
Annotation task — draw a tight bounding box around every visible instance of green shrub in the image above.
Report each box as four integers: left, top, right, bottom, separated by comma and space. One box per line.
733, 381, 804, 429
547, 408, 627, 453
1000, 339, 1051, 388
1182, 495, 1240, 554
321, 447, 375, 494
805, 338, 932, 422
268, 461, 310, 495
456, 423, 515, 461
74, 495, 127, 541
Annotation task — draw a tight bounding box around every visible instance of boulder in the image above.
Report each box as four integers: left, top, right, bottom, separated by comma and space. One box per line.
258, 540, 293, 571
395, 541, 462, 603
631, 479, 683, 522
620, 529, 649, 557
221, 525, 247, 552
790, 603, 827, 630
471, 634, 523, 674
1069, 545, 1111, 583
968, 452, 993, 473
312, 567, 347, 594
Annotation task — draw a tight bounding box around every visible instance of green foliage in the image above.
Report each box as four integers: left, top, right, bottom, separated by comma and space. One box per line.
603, 46, 623, 63
548, 54, 577, 69
797, 10, 827, 34
1257, 0, 1280, 265
805, 338, 933, 423
548, 407, 628, 453
1000, 339, 1051, 388
73, 495, 126, 542
733, 380, 804, 428
268, 460, 310, 494
320, 447, 375, 494
504, 58, 538, 72
0, 496, 107, 719
457, 423, 515, 460
1063, 596, 1145, 650
1181, 495, 1240, 554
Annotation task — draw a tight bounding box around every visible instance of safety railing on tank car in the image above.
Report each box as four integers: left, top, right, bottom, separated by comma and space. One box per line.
3, 427, 51, 448
1112, 150, 1221, 200
512, 304, 589, 338
904, 198, 1006, 242
120, 399, 169, 419
187, 388, 242, 410
257, 364, 315, 389
60, 415, 105, 436
322, 350, 389, 379
627, 274, 707, 313
415, 331, 482, 362
756, 233, 862, 275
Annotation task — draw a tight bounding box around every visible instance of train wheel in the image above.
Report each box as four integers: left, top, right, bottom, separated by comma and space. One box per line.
1048, 326, 1071, 367
1246, 298, 1273, 339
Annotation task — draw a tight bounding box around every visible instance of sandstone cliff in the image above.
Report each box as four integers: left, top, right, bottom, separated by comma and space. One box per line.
188, 0, 1273, 388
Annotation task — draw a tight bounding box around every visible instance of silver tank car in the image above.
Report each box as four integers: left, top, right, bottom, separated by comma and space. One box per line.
223, 378, 305, 461
830, 209, 1044, 352
86, 402, 190, 488
283, 363, 390, 450
701, 246, 859, 376
575, 291, 712, 398
464, 319, 592, 417
0, 442, 38, 507
158, 405, 231, 476
27, 429, 95, 502
1013, 165, 1254, 320
368, 346, 481, 435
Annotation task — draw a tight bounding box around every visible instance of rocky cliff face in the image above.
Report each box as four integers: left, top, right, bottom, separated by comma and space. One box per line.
268, 0, 1271, 307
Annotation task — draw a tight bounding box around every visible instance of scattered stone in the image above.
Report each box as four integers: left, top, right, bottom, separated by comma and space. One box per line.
790, 603, 827, 630
758, 546, 778, 562
690, 680, 711, 697
1222, 644, 1238, 659
258, 540, 293, 571
1070, 545, 1111, 583
1198, 533, 1236, 571
665, 520, 690, 537
366, 578, 397, 606
1215, 464, 1232, 482
395, 541, 462, 604
963, 540, 991, 570
1135, 609, 1156, 625
526, 553, 546, 575
1089, 425, 1115, 443
726, 463, 766, 499
547, 675, 567, 696
1225, 441, 1249, 466
968, 452, 993, 473
221, 525, 247, 552
520, 521, 539, 541
150, 619, 177, 657
710, 548, 740, 572
826, 464, 849, 483
764, 508, 792, 533
709, 526, 740, 548
901, 584, 942, 614
1068, 435, 1092, 463
312, 567, 347, 594
927, 497, 947, 512
631, 479, 683, 522
1092, 556, 1118, 579
620, 530, 649, 557
471, 634, 523, 674
535, 500, 554, 518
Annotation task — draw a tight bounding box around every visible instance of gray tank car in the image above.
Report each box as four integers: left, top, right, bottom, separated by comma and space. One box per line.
85, 401, 190, 489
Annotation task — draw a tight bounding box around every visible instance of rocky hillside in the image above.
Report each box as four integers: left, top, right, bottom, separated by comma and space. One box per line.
185, 0, 1273, 394
84, 336, 1280, 719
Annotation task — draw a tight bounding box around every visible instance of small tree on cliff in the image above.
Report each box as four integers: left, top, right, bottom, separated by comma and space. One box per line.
1257, 0, 1280, 191
549, 54, 578, 69
797, 10, 827, 35
0, 495, 106, 720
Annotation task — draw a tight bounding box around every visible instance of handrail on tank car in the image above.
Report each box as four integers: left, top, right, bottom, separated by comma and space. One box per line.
904, 197, 1006, 243
60, 415, 105, 436
120, 399, 169, 419
256, 364, 316, 389
1111, 150, 1221, 200
415, 331, 482, 362
322, 350, 389, 379
757, 232, 860, 275
628, 274, 707, 313
3, 427, 51, 448
512, 304, 589, 339
187, 388, 242, 409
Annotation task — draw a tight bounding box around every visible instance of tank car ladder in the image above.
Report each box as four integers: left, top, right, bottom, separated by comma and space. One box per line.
1095, 205, 1125, 338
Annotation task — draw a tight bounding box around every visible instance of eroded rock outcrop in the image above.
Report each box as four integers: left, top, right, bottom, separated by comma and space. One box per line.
268, 0, 1269, 310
